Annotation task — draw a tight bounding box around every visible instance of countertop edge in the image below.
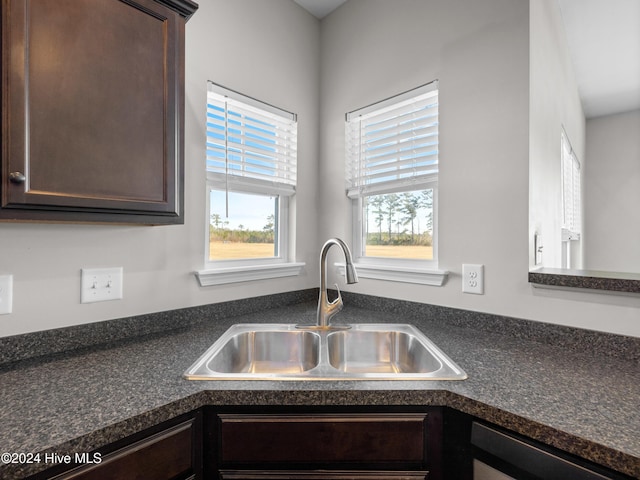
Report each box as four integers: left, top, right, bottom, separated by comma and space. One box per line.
3, 389, 637, 479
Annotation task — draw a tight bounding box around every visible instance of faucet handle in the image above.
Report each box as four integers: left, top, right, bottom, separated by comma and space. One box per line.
329, 283, 344, 309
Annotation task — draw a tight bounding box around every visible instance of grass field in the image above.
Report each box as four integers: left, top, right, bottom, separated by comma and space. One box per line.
209, 241, 275, 260
365, 244, 433, 259
209, 241, 433, 261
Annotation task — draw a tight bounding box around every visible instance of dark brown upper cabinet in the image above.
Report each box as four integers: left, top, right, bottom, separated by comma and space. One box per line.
1, 0, 198, 224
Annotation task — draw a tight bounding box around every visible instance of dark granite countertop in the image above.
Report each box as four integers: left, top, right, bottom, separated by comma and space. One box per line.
529, 267, 640, 294
0, 301, 638, 479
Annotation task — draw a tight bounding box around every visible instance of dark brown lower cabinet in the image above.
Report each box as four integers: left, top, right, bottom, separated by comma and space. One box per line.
28, 411, 202, 480
25, 406, 635, 480
217, 471, 427, 479
205, 408, 445, 480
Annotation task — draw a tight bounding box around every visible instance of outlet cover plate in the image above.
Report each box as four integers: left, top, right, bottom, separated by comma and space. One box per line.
462, 264, 484, 295
81, 268, 123, 304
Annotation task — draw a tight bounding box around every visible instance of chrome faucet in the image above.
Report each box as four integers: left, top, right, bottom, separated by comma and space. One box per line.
315, 238, 359, 329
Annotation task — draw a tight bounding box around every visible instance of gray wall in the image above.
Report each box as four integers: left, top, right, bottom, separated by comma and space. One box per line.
529, 0, 585, 269
320, 0, 640, 336
0, 0, 638, 339
584, 109, 640, 272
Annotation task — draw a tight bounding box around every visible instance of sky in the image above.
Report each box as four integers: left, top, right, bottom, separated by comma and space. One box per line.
209, 190, 276, 231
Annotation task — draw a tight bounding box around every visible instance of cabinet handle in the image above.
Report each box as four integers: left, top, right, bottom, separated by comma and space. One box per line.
9, 172, 26, 184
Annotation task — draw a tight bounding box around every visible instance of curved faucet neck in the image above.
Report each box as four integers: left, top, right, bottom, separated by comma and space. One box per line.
319, 238, 343, 292
317, 238, 357, 329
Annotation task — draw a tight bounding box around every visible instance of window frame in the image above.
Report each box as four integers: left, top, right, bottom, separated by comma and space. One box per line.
196, 83, 304, 286
344, 81, 447, 286
560, 128, 581, 238
205, 182, 289, 267
560, 128, 582, 270
346, 185, 446, 286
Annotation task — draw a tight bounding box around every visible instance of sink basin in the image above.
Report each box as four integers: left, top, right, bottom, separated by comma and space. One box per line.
184, 323, 466, 381
328, 328, 444, 374
187, 325, 320, 378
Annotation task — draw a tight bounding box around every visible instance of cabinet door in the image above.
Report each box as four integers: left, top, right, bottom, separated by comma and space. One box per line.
47, 418, 199, 480
218, 470, 428, 479
1, 0, 193, 224
217, 413, 429, 471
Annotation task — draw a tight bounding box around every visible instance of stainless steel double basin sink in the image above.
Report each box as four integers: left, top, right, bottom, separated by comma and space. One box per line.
184, 323, 467, 381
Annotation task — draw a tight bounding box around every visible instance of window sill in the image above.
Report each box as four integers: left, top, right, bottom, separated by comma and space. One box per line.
336, 262, 448, 286
196, 262, 305, 286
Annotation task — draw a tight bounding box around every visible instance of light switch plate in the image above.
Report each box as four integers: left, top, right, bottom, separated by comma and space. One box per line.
81, 267, 123, 304
0, 274, 13, 314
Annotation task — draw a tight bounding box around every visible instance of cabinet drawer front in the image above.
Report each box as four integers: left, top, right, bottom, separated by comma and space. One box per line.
51, 419, 196, 480
219, 470, 428, 479
219, 413, 427, 467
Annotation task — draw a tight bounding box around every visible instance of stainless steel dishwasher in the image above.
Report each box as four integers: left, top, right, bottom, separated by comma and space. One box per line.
471, 422, 632, 480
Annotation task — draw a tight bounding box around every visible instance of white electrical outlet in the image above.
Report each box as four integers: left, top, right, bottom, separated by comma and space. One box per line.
0, 274, 13, 314
462, 264, 484, 295
81, 267, 123, 304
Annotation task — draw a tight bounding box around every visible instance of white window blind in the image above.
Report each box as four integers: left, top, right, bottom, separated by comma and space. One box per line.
345, 81, 439, 198
206, 82, 297, 195
561, 130, 581, 236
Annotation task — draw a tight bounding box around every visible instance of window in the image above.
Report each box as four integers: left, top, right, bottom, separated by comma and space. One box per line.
560, 129, 581, 237
196, 82, 303, 286
345, 80, 446, 285
208, 190, 279, 261
560, 128, 582, 269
